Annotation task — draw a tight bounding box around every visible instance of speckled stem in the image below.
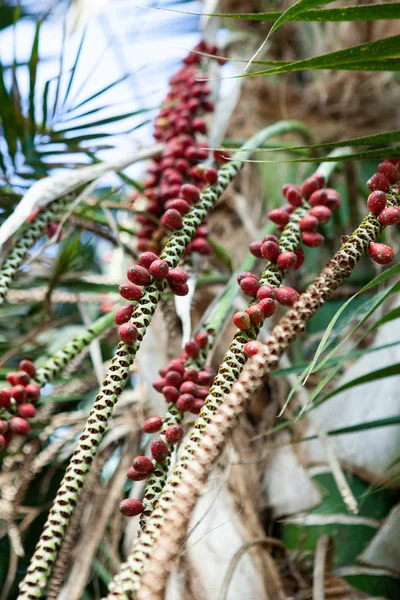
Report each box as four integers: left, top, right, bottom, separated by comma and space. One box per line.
0, 197, 70, 306
105, 185, 400, 600
18, 125, 284, 599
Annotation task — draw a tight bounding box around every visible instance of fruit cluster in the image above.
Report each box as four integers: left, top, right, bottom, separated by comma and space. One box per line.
366, 161, 399, 265
134, 41, 226, 256
0, 360, 40, 449
119, 331, 215, 517
115, 251, 190, 344
233, 173, 342, 332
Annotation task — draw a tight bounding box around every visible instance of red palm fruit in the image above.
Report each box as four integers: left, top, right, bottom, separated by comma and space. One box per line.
377, 162, 399, 183
127, 467, 147, 481
114, 305, 134, 325
195, 331, 208, 348
170, 282, 189, 296
165, 424, 184, 443
119, 498, 144, 517
184, 368, 198, 383
246, 304, 264, 325
233, 312, 251, 330
282, 204, 295, 214
190, 238, 212, 254
237, 272, 257, 284
294, 248, 305, 270
257, 285, 276, 300
118, 323, 139, 345
197, 370, 214, 386
378, 206, 400, 226
309, 205, 332, 223
325, 189, 341, 209
309, 189, 328, 207
6, 372, 19, 385
17, 403, 36, 418
153, 378, 166, 392
314, 174, 326, 188
275, 286, 300, 307
180, 381, 197, 395
259, 298, 276, 317
151, 438, 169, 462
299, 215, 319, 232
25, 384, 40, 402
162, 386, 180, 403
262, 234, 279, 244
167, 268, 187, 286
367, 191, 387, 214
127, 265, 151, 286
119, 282, 142, 301
176, 158, 190, 173
162, 208, 183, 230
132, 456, 154, 474
192, 117, 207, 134
195, 225, 209, 238
285, 185, 303, 207
204, 168, 218, 184
19, 359, 36, 378
368, 243, 394, 265
0, 435, 5, 450
367, 173, 390, 193
243, 341, 264, 358
0, 420, 7, 434
10, 417, 30, 436
0, 390, 11, 408
195, 387, 209, 400
137, 252, 159, 269
268, 208, 290, 226
190, 398, 204, 414
277, 251, 298, 270
143, 416, 163, 433
281, 184, 291, 197
301, 175, 323, 199
240, 277, 260, 297
165, 199, 191, 214
168, 359, 185, 375
15, 371, 29, 386
185, 341, 200, 359
249, 241, 263, 258
302, 232, 324, 247
12, 385, 26, 403
181, 183, 200, 203
176, 394, 195, 412
261, 240, 280, 262
165, 371, 182, 388
149, 259, 169, 279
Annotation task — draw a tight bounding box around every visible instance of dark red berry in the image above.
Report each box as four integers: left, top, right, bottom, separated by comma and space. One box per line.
165, 199, 191, 214
143, 416, 163, 433
285, 185, 303, 207
9, 417, 30, 436
132, 456, 154, 474
149, 259, 169, 279
261, 240, 280, 262
0, 390, 11, 408
0, 420, 8, 434
195, 331, 208, 348
197, 370, 214, 386
12, 385, 26, 403
204, 168, 218, 184
25, 384, 40, 402
119, 282, 142, 301
268, 208, 290, 226
17, 403, 36, 419
249, 241, 263, 259
299, 215, 318, 232
314, 174, 326, 188
237, 272, 257, 284
169, 282, 189, 296
19, 360, 36, 378
6, 372, 18, 385
243, 341, 263, 358
377, 162, 399, 184
190, 238, 212, 254
325, 189, 341, 209
165, 371, 182, 388
233, 312, 251, 330
240, 277, 260, 297
180, 381, 197, 395
0, 435, 6, 450
162, 208, 183, 230
118, 323, 139, 345
294, 248, 305, 270
367, 173, 390, 193
195, 387, 209, 400
246, 304, 264, 325
176, 394, 195, 412
277, 251, 297, 270
183, 368, 198, 384
119, 498, 144, 517
127, 467, 147, 481
259, 298, 276, 318
262, 234, 279, 244
127, 265, 151, 286
190, 398, 204, 414
167, 268, 187, 285
168, 359, 185, 375
309, 205, 332, 224
368, 243, 394, 265
153, 378, 166, 393
114, 305, 134, 325
162, 386, 180, 403
275, 286, 300, 307
181, 183, 200, 204
378, 206, 400, 226
257, 285, 276, 300
137, 252, 159, 269
367, 191, 387, 215
302, 232, 324, 247
309, 189, 328, 207
165, 424, 184, 443
151, 438, 169, 462
185, 341, 200, 359
301, 175, 322, 199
